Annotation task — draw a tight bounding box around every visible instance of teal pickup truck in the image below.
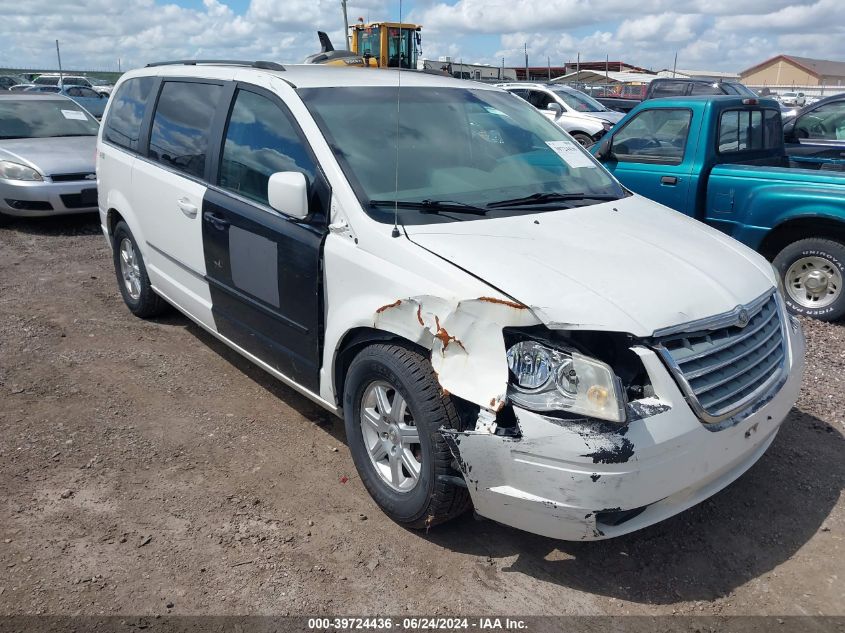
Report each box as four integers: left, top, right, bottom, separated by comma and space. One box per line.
591, 96, 845, 321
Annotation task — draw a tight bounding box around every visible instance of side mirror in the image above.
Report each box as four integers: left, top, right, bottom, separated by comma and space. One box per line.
268, 171, 308, 219
546, 102, 563, 120
783, 119, 798, 143
593, 135, 614, 161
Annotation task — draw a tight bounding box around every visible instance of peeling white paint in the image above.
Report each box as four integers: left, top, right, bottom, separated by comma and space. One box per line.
373, 295, 539, 411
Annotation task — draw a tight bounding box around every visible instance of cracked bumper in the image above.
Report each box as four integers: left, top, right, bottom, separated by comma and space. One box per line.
450, 319, 806, 541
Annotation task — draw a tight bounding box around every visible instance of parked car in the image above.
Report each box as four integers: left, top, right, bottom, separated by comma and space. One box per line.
644, 77, 759, 100
591, 95, 845, 320
32, 73, 111, 96
0, 75, 27, 91
87, 77, 114, 96
0, 93, 99, 224
97, 62, 804, 542
779, 91, 807, 107
783, 92, 845, 171
8, 84, 35, 92
497, 82, 624, 145
25, 84, 108, 118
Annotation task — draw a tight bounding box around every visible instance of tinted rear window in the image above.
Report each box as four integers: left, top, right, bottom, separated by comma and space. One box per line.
148, 81, 222, 179
103, 77, 155, 151
650, 81, 687, 98
717, 109, 782, 153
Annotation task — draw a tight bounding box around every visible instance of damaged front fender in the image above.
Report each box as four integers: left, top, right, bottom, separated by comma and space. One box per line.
373, 294, 540, 414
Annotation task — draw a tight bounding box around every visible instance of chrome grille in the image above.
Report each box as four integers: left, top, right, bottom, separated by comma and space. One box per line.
654, 293, 786, 423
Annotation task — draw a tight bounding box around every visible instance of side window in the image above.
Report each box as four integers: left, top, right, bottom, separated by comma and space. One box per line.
149, 81, 223, 179
218, 89, 317, 208
66, 87, 82, 97
611, 109, 692, 165
78, 87, 99, 98
690, 82, 721, 96
795, 101, 845, 141
718, 109, 781, 153
650, 81, 687, 98
527, 90, 554, 109
508, 89, 529, 102
103, 77, 155, 151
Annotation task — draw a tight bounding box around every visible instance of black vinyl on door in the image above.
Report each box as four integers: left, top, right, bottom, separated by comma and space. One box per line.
202, 188, 325, 392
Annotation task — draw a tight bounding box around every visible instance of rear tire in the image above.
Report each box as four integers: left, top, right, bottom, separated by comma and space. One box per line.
112, 221, 169, 319
343, 343, 470, 529
773, 237, 845, 322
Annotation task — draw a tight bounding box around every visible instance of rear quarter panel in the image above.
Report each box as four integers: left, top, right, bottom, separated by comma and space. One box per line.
705, 165, 845, 250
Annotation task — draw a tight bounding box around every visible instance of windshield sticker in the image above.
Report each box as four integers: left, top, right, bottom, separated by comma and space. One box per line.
545, 140, 595, 168
61, 109, 87, 121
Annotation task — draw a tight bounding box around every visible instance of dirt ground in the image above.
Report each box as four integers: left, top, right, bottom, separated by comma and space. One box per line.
0, 214, 843, 618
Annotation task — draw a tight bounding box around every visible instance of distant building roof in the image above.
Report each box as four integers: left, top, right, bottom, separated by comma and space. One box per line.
551, 70, 657, 85
657, 69, 739, 80
740, 55, 845, 79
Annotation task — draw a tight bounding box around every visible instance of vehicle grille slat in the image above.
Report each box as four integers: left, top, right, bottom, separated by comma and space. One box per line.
706, 349, 783, 409
655, 293, 786, 423
50, 172, 96, 182
683, 315, 782, 382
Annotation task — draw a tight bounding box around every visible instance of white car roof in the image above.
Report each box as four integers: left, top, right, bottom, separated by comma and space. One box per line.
123, 62, 500, 91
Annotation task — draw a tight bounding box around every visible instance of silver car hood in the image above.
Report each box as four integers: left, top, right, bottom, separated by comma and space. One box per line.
573, 110, 625, 124
404, 195, 775, 337
0, 136, 97, 177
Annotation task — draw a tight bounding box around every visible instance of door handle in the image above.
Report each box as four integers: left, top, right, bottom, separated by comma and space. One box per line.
203, 211, 230, 230
177, 197, 198, 218
660, 176, 678, 185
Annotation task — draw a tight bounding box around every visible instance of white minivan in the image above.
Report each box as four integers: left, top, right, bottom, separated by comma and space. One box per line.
97, 61, 805, 541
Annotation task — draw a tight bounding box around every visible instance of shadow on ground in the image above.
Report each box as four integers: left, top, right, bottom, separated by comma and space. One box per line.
3, 213, 100, 237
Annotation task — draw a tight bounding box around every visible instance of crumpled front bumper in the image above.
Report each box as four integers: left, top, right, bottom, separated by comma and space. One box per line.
446, 316, 806, 541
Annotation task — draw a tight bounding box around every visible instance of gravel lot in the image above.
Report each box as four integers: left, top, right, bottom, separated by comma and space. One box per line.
0, 214, 843, 618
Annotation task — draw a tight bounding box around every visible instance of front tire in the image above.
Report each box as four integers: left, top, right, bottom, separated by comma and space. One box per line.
112, 221, 168, 318
571, 132, 593, 147
0, 211, 13, 227
773, 237, 845, 321
343, 343, 470, 529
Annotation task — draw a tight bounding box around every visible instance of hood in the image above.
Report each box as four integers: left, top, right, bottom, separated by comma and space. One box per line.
404, 196, 775, 337
0, 136, 97, 177
587, 110, 625, 124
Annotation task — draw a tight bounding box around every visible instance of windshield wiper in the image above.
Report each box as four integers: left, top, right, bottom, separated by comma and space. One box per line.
369, 199, 488, 216
486, 192, 621, 209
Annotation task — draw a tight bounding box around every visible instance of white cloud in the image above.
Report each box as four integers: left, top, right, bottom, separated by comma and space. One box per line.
0, 0, 842, 76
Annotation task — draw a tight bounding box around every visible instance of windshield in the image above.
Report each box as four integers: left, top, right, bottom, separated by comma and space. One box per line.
33, 76, 59, 86
0, 99, 99, 138
551, 88, 608, 112
301, 87, 625, 223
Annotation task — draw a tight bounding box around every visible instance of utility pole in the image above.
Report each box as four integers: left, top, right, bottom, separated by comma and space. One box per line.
523, 43, 529, 81
547, 56, 551, 81
605, 53, 609, 83
672, 51, 678, 77
501, 57, 504, 80
576, 51, 580, 75
341, 0, 350, 49
118, 58, 121, 73
55, 40, 63, 84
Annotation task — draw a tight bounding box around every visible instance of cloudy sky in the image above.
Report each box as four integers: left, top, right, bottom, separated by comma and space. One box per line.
0, 0, 842, 74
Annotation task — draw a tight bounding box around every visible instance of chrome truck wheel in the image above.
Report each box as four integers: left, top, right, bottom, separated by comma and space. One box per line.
774, 237, 845, 322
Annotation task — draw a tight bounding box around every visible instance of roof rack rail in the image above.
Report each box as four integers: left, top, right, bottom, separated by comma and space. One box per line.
145, 60, 285, 71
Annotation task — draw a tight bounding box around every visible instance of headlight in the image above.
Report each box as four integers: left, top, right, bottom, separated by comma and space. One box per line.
771, 263, 785, 297
0, 160, 43, 181
506, 341, 626, 423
